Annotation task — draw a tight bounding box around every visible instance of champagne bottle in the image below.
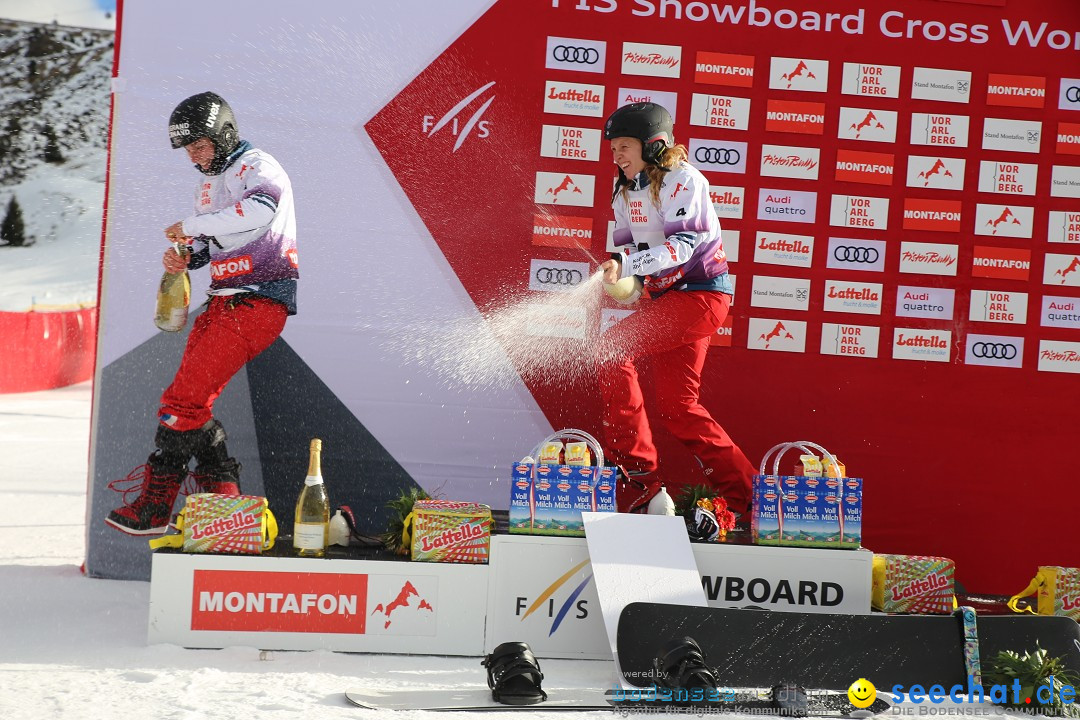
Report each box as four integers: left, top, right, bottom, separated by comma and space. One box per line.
293, 438, 330, 557
154, 242, 190, 332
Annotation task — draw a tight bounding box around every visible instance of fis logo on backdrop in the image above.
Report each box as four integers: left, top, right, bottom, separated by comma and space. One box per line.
420, 81, 494, 152
911, 67, 971, 103
709, 186, 744, 219
1048, 211, 1080, 243
1038, 339, 1080, 374
532, 214, 593, 249
769, 57, 828, 92
987, 73, 1046, 108
837, 107, 896, 143
755, 231, 814, 268
974, 204, 1034, 238
616, 88, 679, 121
841, 62, 900, 98
747, 318, 807, 352
972, 246, 1031, 281
826, 237, 886, 273
760, 145, 820, 180
1057, 122, 1080, 155
539, 125, 601, 162
902, 198, 962, 233
690, 138, 747, 174
893, 328, 952, 363
722, 229, 740, 262
899, 241, 959, 276
977, 160, 1036, 196
545, 37, 606, 74
1041, 294, 1080, 329
821, 323, 879, 358
757, 188, 817, 223
970, 289, 1028, 325
544, 81, 604, 117
910, 113, 969, 147
834, 149, 894, 186
765, 99, 825, 135
982, 117, 1041, 153
1051, 165, 1080, 198
529, 259, 590, 293
897, 285, 955, 320
515, 560, 594, 635
695, 51, 754, 88
965, 334, 1023, 369
750, 276, 811, 312
1059, 79, 1080, 111
534, 172, 595, 207
829, 194, 888, 230
907, 156, 965, 191
690, 93, 750, 130
823, 280, 883, 315
1045, 254, 1080, 287
621, 41, 681, 78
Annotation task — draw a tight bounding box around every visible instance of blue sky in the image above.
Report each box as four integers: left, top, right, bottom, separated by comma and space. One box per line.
0, 0, 117, 28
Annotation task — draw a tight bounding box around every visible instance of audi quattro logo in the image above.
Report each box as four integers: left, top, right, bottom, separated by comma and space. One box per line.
695, 147, 741, 164
552, 45, 599, 64
833, 246, 879, 263
528, 259, 590, 293
534, 267, 583, 285
420, 81, 494, 152
1067, 86, 1080, 103
972, 342, 1018, 360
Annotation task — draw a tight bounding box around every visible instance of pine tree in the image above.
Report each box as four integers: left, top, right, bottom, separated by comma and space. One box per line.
43, 125, 64, 164
1, 196, 28, 247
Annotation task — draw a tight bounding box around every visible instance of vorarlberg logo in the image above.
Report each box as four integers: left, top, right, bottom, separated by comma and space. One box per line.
850, 676, 1078, 715
515, 560, 592, 635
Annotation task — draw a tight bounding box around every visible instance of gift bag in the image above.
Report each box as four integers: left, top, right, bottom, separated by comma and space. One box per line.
148, 493, 277, 554
404, 499, 492, 564
1008, 566, 1080, 621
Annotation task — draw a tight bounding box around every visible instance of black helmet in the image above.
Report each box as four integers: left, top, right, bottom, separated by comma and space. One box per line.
168, 91, 239, 156
604, 102, 674, 165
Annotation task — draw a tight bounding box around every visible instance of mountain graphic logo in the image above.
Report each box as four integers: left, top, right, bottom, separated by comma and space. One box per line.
546, 175, 583, 202
918, 159, 953, 186
520, 559, 592, 636
781, 60, 816, 88
850, 111, 885, 139
759, 321, 795, 349
986, 207, 1022, 234
371, 580, 434, 630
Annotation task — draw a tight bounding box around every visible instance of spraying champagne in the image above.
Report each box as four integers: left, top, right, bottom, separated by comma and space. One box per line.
154, 241, 191, 332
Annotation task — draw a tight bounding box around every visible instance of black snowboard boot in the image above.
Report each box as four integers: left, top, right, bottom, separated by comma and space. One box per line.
190, 418, 241, 494
105, 452, 187, 535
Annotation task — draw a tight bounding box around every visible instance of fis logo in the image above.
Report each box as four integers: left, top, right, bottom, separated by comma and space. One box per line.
420, 81, 494, 152
516, 560, 592, 635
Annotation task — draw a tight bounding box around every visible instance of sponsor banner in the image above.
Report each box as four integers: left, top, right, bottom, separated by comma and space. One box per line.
769, 57, 828, 92
690, 138, 747, 174
826, 237, 886, 273
600, 307, 635, 334
621, 41, 681, 78
972, 246, 1031, 281
747, 318, 807, 353
534, 172, 595, 207
754, 231, 814, 268
821, 323, 879, 358
545, 37, 605, 74
977, 160, 1037, 196
910, 113, 969, 148
1048, 211, 1080, 243
539, 125, 601, 162
899, 241, 958, 276
840, 62, 900, 98
907, 156, 965, 191
1041, 295, 1080, 329
896, 285, 955, 320
1037, 340, 1080, 374
837, 107, 897, 143
615, 88, 679, 120
605, 220, 616, 254
892, 328, 952, 363
982, 117, 1041, 153
829, 194, 888, 230
974, 203, 1034, 238
757, 188, 817, 223
689, 93, 751, 130
695, 51, 754, 88
911, 67, 971, 103
902, 198, 962, 232
710, 315, 734, 347
709, 186, 744, 219
1051, 165, 1080, 198
1045, 253, 1080, 287
531, 213, 593, 249
760, 144, 820, 180
1059, 79, 1080, 112
834, 149, 894, 186
822, 280, 883, 315
965, 333, 1024, 369
764, 99, 825, 135
544, 81, 604, 117
723, 230, 740, 262
970, 289, 1028, 324
528, 259, 590, 293
750, 275, 811, 311
522, 304, 587, 339
1058, 122, 1080, 155
986, 73, 1045, 109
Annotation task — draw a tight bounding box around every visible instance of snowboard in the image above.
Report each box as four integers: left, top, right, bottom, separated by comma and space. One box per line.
616, 602, 1080, 691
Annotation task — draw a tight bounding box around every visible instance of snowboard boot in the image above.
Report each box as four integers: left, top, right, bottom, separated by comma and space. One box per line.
105, 455, 186, 535
652, 636, 719, 690
190, 419, 241, 494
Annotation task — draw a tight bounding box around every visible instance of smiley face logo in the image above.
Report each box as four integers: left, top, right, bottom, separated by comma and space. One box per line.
848, 678, 876, 708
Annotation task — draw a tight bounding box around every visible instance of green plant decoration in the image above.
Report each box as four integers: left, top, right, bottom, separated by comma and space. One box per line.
381, 487, 431, 555
983, 645, 1080, 717
674, 484, 717, 516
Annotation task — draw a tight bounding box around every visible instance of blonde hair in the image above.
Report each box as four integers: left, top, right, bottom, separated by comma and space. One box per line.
617, 143, 689, 208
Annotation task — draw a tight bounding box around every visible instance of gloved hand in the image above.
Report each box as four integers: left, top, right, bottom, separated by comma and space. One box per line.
162, 246, 189, 273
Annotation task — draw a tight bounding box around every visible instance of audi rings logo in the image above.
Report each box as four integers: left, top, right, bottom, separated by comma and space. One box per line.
1066, 87, 1080, 103
833, 246, 880, 263
552, 45, 600, 64
972, 342, 1017, 360
695, 147, 742, 165
535, 267, 584, 285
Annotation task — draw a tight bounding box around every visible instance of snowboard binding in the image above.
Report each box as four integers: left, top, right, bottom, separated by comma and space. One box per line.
652, 636, 720, 690
481, 641, 548, 706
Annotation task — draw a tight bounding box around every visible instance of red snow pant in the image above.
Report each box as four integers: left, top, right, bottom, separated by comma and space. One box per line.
159, 295, 287, 432
596, 290, 753, 514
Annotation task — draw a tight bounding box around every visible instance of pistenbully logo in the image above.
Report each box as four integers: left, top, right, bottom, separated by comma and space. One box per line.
421, 82, 495, 152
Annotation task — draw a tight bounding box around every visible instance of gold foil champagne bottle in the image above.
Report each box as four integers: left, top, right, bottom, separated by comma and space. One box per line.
154, 242, 190, 332
293, 438, 330, 557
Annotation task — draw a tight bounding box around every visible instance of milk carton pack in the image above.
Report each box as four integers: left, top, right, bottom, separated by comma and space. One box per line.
779, 476, 802, 545
508, 463, 616, 537
840, 476, 863, 548
508, 463, 533, 533
751, 475, 781, 545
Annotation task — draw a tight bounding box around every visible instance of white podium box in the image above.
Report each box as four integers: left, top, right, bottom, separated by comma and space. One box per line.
148, 552, 488, 654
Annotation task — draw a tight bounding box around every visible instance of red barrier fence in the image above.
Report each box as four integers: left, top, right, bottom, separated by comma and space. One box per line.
0, 307, 97, 393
